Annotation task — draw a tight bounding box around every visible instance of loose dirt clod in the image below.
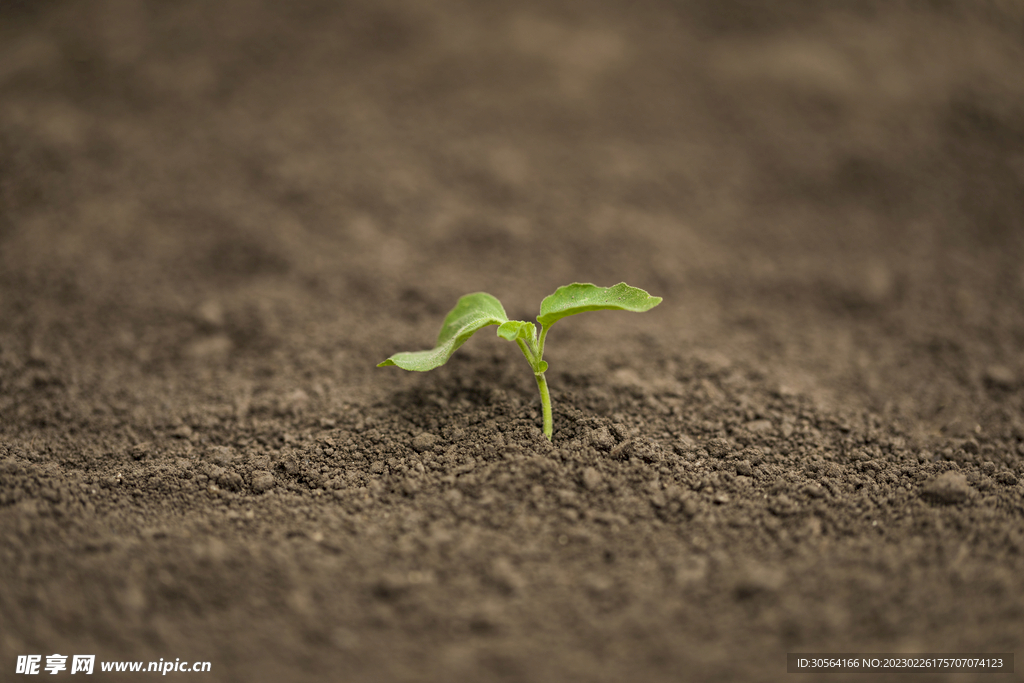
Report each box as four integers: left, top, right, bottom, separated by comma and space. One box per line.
581, 466, 603, 491
411, 433, 439, 453
251, 472, 276, 494
921, 471, 971, 504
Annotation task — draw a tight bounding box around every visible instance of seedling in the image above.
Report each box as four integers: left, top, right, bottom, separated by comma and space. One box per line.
378, 282, 662, 441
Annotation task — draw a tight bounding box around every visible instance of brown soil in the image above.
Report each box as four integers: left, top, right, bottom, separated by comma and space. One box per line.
2, 2, 1023, 681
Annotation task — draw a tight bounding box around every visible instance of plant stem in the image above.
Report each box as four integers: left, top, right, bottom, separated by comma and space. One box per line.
516, 338, 535, 365
537, 324, 550, 359
534, 371, 553, 441
517, 325, 553, 440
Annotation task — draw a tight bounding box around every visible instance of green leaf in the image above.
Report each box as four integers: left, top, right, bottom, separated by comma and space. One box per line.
496, 320, 536, 342
537, 282, 662, 327
378, 292, 509, 371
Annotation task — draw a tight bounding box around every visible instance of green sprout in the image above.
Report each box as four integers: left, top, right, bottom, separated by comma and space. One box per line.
378, 282, 662, 441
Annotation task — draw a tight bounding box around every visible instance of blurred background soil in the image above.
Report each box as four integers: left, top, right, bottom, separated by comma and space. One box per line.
1, 1, 1023, 681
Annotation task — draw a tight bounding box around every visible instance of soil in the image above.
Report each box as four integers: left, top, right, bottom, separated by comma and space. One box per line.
2, 1, 1024, 681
